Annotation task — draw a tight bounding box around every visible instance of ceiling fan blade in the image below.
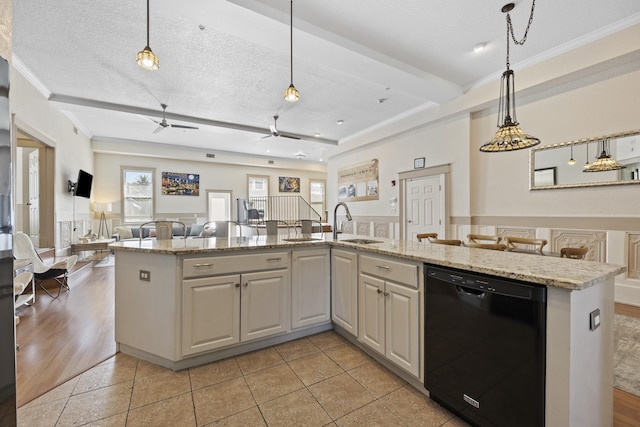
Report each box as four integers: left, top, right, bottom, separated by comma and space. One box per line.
260, 134, 273, 139
279, 133, 301, 140
153, 125, 165, 134
170, 124, 199, 130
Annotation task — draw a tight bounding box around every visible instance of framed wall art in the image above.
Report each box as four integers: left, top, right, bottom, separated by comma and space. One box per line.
338, 159, 379, 201
279, 176, 301, 193
161, 172, 200, 196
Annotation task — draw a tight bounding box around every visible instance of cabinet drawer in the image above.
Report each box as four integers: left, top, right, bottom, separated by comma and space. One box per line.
183, 252, 289, 278
359, 254, 418, 288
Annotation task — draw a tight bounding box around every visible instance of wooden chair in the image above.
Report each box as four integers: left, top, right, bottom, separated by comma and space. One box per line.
417, 233, 438, 242
462, 242, 507, 251
467, 234, 501, 244
504, 236, 548, 253
560, 246, 589, 260
427, 237, 462, 246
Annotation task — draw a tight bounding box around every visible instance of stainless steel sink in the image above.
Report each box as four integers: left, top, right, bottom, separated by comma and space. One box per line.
340, 238, 383, 244
282, 237, 323, 242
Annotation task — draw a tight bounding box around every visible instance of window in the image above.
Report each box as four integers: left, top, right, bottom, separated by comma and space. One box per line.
248, 175, 269, 199
122, 168, 154, 223
310, 179, 326, 221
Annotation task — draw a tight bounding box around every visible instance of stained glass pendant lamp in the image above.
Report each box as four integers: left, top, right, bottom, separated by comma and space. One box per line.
479, 2, 539, 152
583, 139, 625, 172
136, 0, 159, 71
283, 0, 300, 102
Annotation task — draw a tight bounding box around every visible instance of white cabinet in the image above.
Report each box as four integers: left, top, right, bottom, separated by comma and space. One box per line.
331, 249, 358, 336
291, 249, 330, 329
182, 252, 290, 356
183, 274, 240, 355
358, 254, 420, 377
241, 269, 290, 341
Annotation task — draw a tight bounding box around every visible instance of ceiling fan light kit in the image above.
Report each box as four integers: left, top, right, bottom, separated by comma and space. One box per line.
137, 0, 159, 71
284, 0, 299, 102
480, 1, 540, 152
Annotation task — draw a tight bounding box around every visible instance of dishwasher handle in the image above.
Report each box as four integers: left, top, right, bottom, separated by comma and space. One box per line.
456, 285, 486, 299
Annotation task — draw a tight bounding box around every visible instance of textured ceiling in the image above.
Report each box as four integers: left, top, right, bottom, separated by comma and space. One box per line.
11, 0, 640, 162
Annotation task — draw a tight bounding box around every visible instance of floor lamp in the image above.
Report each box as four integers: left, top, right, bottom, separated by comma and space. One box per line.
93, 202, 112, 239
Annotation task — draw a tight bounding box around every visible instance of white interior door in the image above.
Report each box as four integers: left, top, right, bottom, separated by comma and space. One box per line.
405, 175, 443, 240
28, 149, 40, 246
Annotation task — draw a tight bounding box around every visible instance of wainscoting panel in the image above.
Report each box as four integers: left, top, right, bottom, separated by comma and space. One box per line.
356, 223, 370, 236
628, 233, 640, 280
550, 229, 607, 262
496, 227, 536, 240
373, 223, 390, 238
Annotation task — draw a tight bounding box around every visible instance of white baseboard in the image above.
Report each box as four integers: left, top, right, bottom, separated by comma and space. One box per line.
615, 281, 640, 307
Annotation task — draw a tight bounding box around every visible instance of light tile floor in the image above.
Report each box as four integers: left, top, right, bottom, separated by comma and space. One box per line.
18, 331, 470, 426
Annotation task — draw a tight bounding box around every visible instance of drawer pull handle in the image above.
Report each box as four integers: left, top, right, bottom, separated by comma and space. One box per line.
384, 292, 389, 296
377, 288, 383, 294
194, 263, 214, 268
376, 265, 390, 270
243, 282, 248, 287
235, 283, 240, 288
266, 258, 283, 262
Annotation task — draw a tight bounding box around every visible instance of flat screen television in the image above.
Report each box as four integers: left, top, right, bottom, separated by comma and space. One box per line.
74, 169, 93, 198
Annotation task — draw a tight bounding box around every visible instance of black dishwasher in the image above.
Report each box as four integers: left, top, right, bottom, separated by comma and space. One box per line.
424, 264, 546, 427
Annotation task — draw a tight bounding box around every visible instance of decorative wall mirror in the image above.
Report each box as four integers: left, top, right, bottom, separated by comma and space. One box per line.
530, 129, 640, 190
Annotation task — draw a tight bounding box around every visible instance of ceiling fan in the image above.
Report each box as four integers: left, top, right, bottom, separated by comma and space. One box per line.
149, 104, 199, 133
261, 115, 301, 140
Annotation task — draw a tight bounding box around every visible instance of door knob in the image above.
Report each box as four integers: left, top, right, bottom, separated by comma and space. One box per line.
408, 220, 412, 223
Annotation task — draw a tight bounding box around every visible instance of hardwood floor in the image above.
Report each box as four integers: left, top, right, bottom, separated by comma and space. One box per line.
13, 262, 640, 425
14, 256, 116, 407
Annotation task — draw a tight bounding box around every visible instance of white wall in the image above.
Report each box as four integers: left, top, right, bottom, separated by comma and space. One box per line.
11, 66, 94, 247
327, 114, 471, 220
470, 69, 640, 218
94, 152, 327, 223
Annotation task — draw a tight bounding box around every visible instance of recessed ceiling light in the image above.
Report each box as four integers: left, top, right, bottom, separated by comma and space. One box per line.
473, 42, 488, 53
314, 133, 321, 137
266, 149, 271, 153
336, 120, 344, 125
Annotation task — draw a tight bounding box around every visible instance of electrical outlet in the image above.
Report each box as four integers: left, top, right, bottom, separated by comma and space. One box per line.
589, 308, 600, 331
139, 270, 151, 281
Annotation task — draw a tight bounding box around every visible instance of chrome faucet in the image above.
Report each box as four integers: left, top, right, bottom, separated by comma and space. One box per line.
333, 202, 353, 239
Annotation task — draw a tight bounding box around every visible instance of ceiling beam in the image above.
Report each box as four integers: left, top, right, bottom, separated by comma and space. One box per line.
48, 94, 339, 146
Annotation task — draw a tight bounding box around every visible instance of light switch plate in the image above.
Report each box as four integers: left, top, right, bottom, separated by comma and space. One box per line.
589, 308, 600, 331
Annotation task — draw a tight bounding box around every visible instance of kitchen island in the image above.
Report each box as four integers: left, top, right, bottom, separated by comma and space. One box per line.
110, 234, 625, 427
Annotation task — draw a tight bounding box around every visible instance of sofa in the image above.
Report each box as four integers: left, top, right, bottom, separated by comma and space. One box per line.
113, 223, 214, 241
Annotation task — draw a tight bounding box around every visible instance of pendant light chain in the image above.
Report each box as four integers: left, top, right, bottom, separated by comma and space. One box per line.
505, 0, 536, 69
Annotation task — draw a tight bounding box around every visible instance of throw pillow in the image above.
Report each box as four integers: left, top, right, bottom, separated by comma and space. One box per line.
148, 229, 157, 238
114, 226, 133, 239
189, 224, 204, 236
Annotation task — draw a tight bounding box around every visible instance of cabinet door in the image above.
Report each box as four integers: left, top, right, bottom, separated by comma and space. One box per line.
385, 281, 419, 377
241, 269, 290, 342
182, 274, 240, 356
331, 249, 358, 335
358, 273, 385, 356
292, 249, 330, 329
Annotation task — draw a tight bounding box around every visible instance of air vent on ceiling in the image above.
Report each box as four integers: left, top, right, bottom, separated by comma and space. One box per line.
268, 160, 275, 165
206, 153, 216, 158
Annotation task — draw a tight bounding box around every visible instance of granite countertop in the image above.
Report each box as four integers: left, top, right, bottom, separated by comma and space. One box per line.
109, 233, 626, 291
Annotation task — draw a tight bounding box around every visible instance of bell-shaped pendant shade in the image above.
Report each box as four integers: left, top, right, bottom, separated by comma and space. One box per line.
136, 46, 159, 71
480, 69, 540, 152
583, 140, 625, 172
284, 83, 300, 102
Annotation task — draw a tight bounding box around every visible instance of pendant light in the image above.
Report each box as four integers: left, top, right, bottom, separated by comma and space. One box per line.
567, 145, 576, 165
583, 139, 625, 172
136, 0, 159, 71
583, 142, 591, 169
283, 0, 300, 102
479, 2, 539, 152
